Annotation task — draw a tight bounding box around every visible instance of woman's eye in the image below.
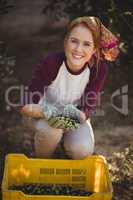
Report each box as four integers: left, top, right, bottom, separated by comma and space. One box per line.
71, 40, 78, 43
84, 43, 90, 47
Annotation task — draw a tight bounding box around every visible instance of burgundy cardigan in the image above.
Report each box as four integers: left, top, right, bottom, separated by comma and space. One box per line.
23, 52, 108, 119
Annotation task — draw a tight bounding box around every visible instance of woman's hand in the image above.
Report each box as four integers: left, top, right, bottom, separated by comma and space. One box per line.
42, 101, 59, 119
63, 104, 86, 123
20, 104, 44, 118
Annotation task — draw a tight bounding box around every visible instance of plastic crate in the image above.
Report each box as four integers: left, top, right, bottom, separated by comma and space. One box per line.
2, 154, 112, 200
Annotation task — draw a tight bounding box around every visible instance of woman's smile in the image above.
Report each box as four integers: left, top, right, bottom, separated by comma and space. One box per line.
72, 52, 84, 59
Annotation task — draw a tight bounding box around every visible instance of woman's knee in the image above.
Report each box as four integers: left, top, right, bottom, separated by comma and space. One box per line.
34, 129, 63, 158
63, 121, 95, 159
64, 140, 94, 159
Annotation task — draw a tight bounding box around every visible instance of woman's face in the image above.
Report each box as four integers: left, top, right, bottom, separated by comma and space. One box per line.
64, 24, 95, 72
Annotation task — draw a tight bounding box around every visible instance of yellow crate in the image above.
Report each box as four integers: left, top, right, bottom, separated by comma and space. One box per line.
2, 154, 112, 200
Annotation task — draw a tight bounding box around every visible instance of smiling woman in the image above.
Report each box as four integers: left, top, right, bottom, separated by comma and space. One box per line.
64, 24, 95, 72
20, 16, 119, 159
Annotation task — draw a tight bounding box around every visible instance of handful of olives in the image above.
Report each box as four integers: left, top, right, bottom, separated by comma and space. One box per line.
48, 116, 80, 131
9, 184, 93, 196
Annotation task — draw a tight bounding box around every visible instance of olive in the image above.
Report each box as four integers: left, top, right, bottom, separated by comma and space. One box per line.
49, 115, 80, 131
9, 183, 93, 196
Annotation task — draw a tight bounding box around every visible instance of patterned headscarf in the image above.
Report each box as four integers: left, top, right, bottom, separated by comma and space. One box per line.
99, 22, 119, 61
67, 16, 120, 62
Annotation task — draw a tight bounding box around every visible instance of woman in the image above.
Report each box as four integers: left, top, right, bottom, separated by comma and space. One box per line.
21, 16, 119, 159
